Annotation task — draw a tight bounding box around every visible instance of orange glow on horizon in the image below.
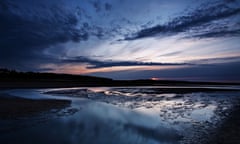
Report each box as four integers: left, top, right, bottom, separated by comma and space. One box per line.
150, 77, 160, 80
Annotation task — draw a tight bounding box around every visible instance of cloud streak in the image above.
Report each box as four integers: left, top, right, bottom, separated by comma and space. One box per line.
124, 0, 240, 40
61, 56, 189, 69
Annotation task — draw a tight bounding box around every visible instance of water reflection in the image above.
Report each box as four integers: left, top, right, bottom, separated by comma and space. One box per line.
0, 98, 181, 144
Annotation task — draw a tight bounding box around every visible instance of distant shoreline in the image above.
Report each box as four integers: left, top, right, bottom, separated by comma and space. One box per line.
1, 69, 239, 89
1, 81, 240, 90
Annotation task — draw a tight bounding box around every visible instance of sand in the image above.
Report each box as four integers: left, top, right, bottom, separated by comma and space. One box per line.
0, 93, 71, 119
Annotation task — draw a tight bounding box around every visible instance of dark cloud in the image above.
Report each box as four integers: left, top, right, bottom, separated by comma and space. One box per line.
189, 29, 240, 38
62, 56, 189, 68
225, 0, 237, 2
90, 61, 240, 81
0, 0, 117, 71
105, 3, 112, 11
90, 0, 112, 11
0, 0, 9, 10
186, 56, 240, 64
91, 0, 101, 12
0, 0, 89, 70
124, 1, 240, 40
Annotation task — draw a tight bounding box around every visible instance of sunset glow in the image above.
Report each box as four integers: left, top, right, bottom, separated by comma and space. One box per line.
150, 77, 160, 81
0, 0, 239, 81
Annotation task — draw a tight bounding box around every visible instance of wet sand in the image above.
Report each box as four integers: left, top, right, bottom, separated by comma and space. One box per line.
0, 93, 71, 119
45, 87, 240, 143
205, 103, 240, 144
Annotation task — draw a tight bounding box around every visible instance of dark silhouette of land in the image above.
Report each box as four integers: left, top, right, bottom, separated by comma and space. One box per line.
0, 68, 239, 89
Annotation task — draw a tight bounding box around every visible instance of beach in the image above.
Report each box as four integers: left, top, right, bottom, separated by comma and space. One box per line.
0, 93, 71, 119
0, 86, 239, 144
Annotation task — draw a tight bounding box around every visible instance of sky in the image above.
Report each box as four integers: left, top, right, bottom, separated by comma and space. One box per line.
0, 0, 240, 81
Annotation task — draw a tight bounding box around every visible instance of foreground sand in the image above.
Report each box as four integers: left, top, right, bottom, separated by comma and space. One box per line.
205, 104, 240, 144
0, 93, 71, 119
